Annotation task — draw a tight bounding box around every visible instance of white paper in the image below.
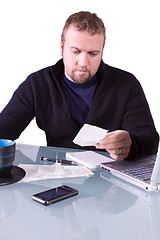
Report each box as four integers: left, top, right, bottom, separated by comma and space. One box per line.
18, 162, 94, 182
73, 124, 108, 147
66, 151, 114, 169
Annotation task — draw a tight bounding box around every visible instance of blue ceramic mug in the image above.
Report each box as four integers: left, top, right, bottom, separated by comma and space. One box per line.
0, 139, 15, 177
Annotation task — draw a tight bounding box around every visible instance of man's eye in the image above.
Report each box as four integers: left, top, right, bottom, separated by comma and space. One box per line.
89, 52, 98, 57
72, 50, 80, 54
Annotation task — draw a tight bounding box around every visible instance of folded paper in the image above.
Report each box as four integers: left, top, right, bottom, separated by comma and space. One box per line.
73, 124, 108, 147
18, 162, 93, 182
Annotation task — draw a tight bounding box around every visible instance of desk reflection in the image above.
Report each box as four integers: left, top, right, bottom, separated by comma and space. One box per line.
1, 144, 159, 240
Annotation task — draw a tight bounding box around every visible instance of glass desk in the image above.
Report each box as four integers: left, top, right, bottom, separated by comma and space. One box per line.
1, 143, 160, 240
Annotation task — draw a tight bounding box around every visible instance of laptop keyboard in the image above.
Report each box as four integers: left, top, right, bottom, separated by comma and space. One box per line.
121, 164, 154, 181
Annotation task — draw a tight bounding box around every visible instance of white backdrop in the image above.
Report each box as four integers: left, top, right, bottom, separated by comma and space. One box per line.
0, 0, 159, 146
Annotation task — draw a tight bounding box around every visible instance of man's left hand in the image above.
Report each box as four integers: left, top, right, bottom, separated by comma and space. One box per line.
96, 130, 132, 160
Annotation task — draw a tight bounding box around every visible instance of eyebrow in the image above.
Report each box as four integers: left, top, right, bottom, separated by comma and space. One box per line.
70, 47, 101, 54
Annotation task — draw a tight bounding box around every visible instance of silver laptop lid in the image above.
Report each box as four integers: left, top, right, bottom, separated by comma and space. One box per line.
151, 154, 160, 183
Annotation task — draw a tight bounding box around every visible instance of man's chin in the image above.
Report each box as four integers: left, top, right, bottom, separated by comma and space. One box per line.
71, 73, 91, 84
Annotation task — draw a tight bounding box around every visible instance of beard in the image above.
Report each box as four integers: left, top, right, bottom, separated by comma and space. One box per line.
70, 67, 92, 84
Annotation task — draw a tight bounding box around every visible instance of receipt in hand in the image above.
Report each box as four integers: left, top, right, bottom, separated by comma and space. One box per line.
73, 124, 108, 147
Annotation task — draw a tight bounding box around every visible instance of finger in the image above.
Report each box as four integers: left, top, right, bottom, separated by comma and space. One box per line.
96, 130, 132, 160
97, 131, 132, 150
110, 152, 128, 160
107, 146, 130, 156
98, 130, 130, 145
96, 138, 130, 150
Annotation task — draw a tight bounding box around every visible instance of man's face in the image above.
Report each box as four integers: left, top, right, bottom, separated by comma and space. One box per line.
61, 26, 104, 84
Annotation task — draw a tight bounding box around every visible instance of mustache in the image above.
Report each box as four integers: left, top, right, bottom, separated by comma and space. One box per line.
74, 66, 89, 72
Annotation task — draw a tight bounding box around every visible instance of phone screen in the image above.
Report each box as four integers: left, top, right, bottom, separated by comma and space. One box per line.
37, 187, 72, 200
32, 185, 78, 205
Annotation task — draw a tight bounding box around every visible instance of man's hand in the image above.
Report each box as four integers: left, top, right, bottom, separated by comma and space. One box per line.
96, 130, 132, 160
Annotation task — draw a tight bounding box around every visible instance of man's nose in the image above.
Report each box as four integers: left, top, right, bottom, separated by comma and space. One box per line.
78, 52, 89, 67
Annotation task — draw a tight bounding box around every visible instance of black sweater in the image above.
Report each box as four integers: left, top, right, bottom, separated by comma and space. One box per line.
0, 59, 159, 159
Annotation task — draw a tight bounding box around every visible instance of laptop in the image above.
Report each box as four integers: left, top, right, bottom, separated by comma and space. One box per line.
100, 154, 160, 192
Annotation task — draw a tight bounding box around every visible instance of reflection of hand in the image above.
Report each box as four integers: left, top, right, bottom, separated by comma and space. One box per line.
96, 130, 132, 160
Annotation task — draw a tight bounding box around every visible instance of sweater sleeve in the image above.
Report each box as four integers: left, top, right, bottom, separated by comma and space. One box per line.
0, 78, 35, 140
122, 78, 159, 159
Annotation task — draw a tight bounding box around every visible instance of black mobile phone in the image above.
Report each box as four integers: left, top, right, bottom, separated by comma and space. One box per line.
32, 185, 78, 206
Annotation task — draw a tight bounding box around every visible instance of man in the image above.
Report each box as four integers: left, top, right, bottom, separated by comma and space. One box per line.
0, 11, 159, 160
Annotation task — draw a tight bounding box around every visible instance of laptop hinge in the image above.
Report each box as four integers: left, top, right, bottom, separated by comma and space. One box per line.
149, 181, 159, 191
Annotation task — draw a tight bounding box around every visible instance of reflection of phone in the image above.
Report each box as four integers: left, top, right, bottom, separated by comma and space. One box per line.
32, 185, 78, 206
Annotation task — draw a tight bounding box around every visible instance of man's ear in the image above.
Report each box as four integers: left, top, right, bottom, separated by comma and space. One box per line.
60, 41, 63, 56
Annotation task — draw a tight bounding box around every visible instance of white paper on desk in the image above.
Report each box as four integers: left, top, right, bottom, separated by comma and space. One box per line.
18, 163, 94, 182
73, 124, 108, 147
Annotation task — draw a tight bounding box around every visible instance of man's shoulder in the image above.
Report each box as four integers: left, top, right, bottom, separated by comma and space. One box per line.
17, 59, 64, 93
98, 61, 142, 94
28, 59, 64, 79
101, 62, 136, 80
